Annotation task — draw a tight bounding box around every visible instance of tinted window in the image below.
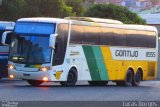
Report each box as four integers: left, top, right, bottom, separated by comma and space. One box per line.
70, 25, 84, 44
100, 27, 126, 46
126, 30, 156, 48
84, 26, 100, 45
70, 24, 156, 48
53, 24, 68, 65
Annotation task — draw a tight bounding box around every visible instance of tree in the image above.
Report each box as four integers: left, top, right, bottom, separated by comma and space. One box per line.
0, 0, 74, 21
37, 0, 73, 17
0, 0, 28, 21
85, 3, 146, 24
65, 0, 86, 16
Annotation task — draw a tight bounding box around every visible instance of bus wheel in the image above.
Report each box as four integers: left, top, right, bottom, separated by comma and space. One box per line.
116, 69, 133, 86
27, 80, 43, 86
88, 81, 108, 86
132, 69, 142, 86
60, 68, 77, 86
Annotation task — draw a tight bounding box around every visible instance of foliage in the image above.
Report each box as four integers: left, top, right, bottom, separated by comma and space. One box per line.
65, 0, 86, 16
0, 0, 28, 21
0, 0, 75, 21
86, 3, 146, 24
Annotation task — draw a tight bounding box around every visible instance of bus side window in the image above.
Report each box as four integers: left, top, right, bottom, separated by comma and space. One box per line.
84, 26, 100, 45
53, 24, 68, 66
100, 27, 114, 46
54, 42, 58, 53
70, 25, 84, 44
54, 37, 60, 54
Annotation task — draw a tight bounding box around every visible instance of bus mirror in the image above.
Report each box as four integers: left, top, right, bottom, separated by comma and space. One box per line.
2, 31, 12, 45
49, 34, 58, 49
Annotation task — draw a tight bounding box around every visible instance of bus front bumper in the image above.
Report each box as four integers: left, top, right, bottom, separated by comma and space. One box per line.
8, 69, 64, 82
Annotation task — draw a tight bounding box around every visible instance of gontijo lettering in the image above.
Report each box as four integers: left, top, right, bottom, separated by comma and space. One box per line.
115, 50, 138, 57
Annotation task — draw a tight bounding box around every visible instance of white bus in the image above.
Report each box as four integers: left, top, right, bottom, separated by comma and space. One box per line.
0, 21, 15, 79
2, 17, 158, 86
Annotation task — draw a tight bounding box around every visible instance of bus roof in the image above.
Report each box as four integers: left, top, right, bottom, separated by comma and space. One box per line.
65, 17, 123, 24
17, 17, 157, 32
99, 23, 157, 32
17, 17, 68, 24
0, 21, 15, 30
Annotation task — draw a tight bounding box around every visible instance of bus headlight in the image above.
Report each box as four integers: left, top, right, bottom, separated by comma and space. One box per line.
42, 76, 49, 81
8, 64, 15, 70
39, 66, 52, 72
9, 74, 14, 79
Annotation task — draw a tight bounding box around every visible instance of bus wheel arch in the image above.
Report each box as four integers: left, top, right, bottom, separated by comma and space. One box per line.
60, 66, 78, 86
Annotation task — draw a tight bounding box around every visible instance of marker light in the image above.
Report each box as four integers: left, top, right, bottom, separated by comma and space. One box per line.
39, 66, 52, 72
9, 74, 14, 79
42, 77, 48, 81
8, 64, 15, 70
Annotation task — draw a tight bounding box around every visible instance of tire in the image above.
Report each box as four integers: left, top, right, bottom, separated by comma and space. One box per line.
132, 69, 142, 86
116, 69, 133, 86
60, 68, 77, 86
27, 80, 43, 86
88, 81, 108, 86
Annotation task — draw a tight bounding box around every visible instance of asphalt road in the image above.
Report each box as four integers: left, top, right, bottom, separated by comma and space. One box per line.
0, 79, 160, 101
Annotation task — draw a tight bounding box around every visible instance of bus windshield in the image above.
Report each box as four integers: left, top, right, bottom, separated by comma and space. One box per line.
9, 35, 52, 64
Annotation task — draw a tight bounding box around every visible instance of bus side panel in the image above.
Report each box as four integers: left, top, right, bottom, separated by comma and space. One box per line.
69, 45, 157, 81
100, 46, 117, 80
82, 45, 109, 81
67, 45, 92, 81
146, 61, 157, 80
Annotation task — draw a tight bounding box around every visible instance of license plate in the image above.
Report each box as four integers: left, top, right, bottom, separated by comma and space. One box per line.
23, 74, 30, 77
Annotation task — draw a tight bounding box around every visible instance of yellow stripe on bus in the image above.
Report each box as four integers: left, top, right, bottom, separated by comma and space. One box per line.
100, 46, 112, 60
101, 46, 116, 80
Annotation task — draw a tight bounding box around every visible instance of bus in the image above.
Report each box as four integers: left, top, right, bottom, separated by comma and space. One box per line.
2, 17, 158, 86
0, 21, 15, 79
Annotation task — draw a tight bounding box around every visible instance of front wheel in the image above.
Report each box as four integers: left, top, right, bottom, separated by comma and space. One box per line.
60, 68, 77, 86
27, 80, 43, 86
